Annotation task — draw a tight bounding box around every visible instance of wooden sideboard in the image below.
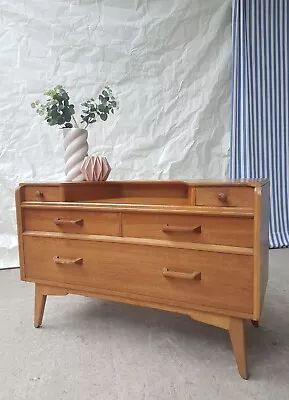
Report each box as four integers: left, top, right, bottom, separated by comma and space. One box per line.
15, 180, 270, 379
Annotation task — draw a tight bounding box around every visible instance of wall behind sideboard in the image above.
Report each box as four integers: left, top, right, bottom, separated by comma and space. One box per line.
0, 0, 231, 268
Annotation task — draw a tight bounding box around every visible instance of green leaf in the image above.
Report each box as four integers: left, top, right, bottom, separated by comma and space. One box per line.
31, 102, 36, 108
98, 104, 107, 113
99, 95, 105, 103
100, 113, 108, 121
57, 116, 65, 125
44, 89, 55, 97
60, 91, 69, 100
64, 122, 73, 128
51, 110, 59, 118
102, 90, 108, 97
90, 119, 96, 123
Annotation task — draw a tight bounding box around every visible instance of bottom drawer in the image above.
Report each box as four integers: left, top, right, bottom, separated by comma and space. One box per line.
23, 236, 253, 314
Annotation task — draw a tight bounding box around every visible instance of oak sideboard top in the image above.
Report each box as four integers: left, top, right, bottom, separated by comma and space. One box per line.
16, 179, 269, 211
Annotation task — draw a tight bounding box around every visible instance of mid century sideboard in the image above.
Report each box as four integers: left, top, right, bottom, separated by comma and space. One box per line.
16, 180, 270, 379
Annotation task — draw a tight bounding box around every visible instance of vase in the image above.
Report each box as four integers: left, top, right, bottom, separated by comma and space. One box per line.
62, 128, 88, 182
80, 156, 111, 181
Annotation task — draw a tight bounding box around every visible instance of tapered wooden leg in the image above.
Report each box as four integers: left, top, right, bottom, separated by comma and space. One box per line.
229, 318, 248, 379
34, 284, 47, 328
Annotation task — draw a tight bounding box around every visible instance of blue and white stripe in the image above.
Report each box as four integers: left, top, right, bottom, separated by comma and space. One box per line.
230, 0, 289, 248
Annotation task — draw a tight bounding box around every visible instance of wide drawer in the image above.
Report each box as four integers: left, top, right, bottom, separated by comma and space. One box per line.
22, 186, 61, 202
122, 213, 254, 247
23, 209, 120, 236
195, 186, 254, 208
23, 236, 253, 314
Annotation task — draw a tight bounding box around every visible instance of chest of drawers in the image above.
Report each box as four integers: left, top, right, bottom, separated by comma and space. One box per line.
15, 180, 270, 379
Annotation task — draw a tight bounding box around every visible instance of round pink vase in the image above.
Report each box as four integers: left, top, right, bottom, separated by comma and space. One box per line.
80, 156, 111, 181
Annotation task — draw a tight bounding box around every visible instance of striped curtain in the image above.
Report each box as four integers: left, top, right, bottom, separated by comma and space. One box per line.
230, 0, 289, 248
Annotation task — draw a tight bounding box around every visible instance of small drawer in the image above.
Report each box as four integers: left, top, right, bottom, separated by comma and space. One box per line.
195, 186, 254, 208
23, 186, 60, 202
23, 236, 253, 314
23, 209, 120, 236
122, 213, 254, 247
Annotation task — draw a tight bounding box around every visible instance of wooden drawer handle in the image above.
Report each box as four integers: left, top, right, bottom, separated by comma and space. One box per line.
218, 192, 227, 202
53, 256, 83, 266
35, 191, 44, 200
54, 218, 84, 226
162, 224, 201, 233
162, 268, 201, 280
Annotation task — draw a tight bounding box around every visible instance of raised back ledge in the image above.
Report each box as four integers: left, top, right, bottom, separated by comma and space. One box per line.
18, 179, 269, 188
18, 180, 268, 207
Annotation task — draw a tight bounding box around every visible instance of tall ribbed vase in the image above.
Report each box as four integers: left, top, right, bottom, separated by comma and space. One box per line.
63, 128, 88, 182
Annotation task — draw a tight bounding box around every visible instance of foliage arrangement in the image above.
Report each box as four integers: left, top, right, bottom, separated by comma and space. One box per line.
31, 85, 118, 129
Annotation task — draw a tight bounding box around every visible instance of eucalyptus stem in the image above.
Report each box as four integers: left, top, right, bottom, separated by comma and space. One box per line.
72, 115, 79, 128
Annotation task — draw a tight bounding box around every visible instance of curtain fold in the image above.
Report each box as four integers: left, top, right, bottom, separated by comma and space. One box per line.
230, 0, 289, 248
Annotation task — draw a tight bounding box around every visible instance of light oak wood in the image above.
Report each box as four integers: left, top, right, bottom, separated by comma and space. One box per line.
122, 212, 254, 247
21, 202, 255, 217
162, 268, 201, 280
188, 309, 230, 329
23, 209, 121, 236
121, 182, 189, 200
162, 224, 202, 233
54, 217, 84, 225
195, 186, 254, 208
23, 231, 254, 255
90, 196, 189, 205
23, 235, 254, 314
15, 187, 26, 280
229, 318, 248, 380
15, 180, 270, 379
253, 184, 270, 321
19, 180, 269, 188
34, 284, 69, 327
53, 256, 83, 266
34, 285, 47, 328
23, 185, 61, 202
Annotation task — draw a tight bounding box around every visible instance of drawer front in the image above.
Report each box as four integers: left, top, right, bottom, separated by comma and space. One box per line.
23, 236, 253, 314
122, 213, 254, 247
23, 209, 120, 236
23, 186, 60, 202
195, 186, 254, 208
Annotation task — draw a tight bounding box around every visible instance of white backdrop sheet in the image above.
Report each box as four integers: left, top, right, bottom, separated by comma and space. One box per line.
0, 0, 232, 268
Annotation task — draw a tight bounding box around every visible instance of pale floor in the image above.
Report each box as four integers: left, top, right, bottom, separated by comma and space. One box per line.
0, 250, 289, 400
